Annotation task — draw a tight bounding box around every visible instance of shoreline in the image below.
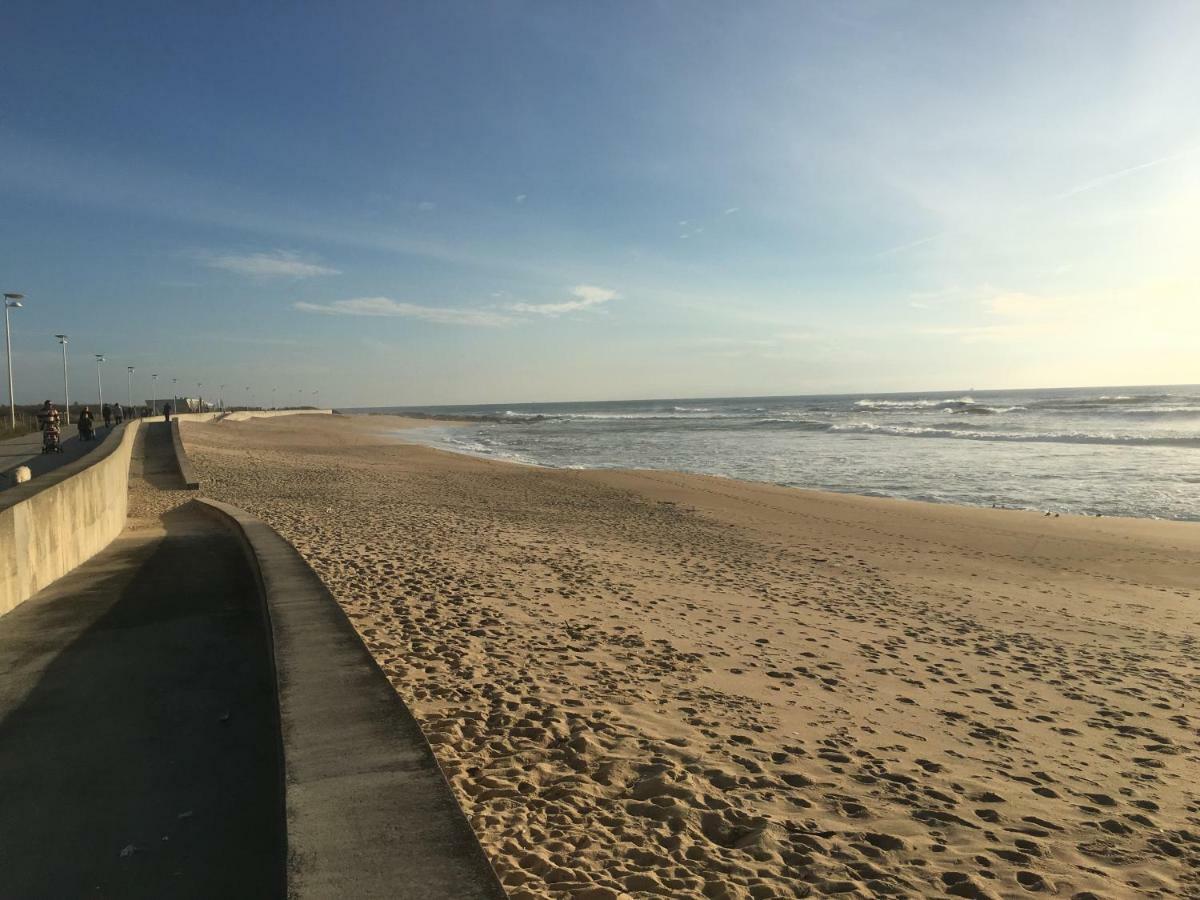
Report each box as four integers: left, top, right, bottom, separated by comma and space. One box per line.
184, 413, 1200, 899
368, 414, 1200, 527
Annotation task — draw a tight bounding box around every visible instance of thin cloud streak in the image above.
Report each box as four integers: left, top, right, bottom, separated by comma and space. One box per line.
879, 144, 1200, 258
1048, 145, 1200, 203
295, 297, 511, 327
510, 285, 618, 316
205, 250, 340, 278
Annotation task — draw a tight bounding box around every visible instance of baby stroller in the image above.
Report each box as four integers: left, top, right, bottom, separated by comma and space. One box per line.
37, 402, 64, 453
42, 425, 63, 454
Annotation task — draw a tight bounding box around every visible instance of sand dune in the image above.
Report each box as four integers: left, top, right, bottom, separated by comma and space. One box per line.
184, 414, 1200, 899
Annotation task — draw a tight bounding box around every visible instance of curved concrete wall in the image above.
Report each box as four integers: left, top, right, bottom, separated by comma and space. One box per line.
170, 421, 200, 490
0, 422, 141, 618
223, 409, 332, 422
195, 498, 505, 900
170, 409, 333, 424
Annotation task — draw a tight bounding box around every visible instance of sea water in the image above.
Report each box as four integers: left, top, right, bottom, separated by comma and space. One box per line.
355, 385, 1200, 521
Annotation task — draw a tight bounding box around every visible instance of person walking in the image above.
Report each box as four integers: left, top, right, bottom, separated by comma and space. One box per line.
163, 402, 172, 423
78, 407, 95, 441
102, 403, 113, 429
112, 403, 123, 425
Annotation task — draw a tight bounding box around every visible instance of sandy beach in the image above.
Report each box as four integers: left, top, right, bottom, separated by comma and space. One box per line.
184, 414, 1200, 900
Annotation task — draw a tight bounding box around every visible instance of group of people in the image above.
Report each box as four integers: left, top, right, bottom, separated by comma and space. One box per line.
35, 399, 152, 448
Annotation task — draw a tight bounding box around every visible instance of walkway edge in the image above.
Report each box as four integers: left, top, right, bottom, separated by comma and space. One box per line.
170, 420, 201, 489
193, 498, 507, 900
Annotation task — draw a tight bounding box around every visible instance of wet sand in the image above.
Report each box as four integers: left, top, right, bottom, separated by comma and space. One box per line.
184, 413, 1200, 899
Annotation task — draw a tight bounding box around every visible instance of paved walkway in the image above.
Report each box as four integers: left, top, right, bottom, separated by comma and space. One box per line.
0, 425, 283, 897
0, 425, 118, 491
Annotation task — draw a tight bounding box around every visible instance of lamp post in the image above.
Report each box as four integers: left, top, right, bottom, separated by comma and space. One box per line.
197, 383, 202, 413
127, 366, 135, 412
151, 374, 158, 415
171, 378, 177, 411
245, 385, 250, 410
4, 293, 24, 430
218, 383, 225, 412
95, 354, 105, 411
55, 334, 70, 425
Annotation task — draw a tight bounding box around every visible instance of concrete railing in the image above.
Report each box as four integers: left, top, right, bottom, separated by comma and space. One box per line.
170, 421, 201, 490
169, 409, 333, 424
194, 498, 505, 899
222, 409, 332, 422
0, 421, 141, 618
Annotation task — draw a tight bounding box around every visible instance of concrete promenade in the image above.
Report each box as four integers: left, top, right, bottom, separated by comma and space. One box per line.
0, 431, 284, 897
0, 424, 117, 491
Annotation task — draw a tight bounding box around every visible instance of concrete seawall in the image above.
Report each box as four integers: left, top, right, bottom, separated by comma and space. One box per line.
196, 498, 506, 899
170, 421, 201, 489
170, 409, 334, 424
0, 422, 141, 618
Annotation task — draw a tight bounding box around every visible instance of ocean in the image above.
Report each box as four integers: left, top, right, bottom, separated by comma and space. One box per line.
355, 385, 1200, 521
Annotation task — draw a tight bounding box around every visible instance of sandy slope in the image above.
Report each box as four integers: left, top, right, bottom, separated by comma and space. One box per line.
184, 414, 1200, 899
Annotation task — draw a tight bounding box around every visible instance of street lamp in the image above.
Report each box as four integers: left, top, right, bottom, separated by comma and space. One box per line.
219, 383, 225, 412
127, 366, 135, 412
95, 354, 105, 411
197, 383, 202, 413
171, 377, 177, 411
4, 293, 24, 430
55, 334, 70, 425
151, 374, 158, 415
245, 385, 250, 410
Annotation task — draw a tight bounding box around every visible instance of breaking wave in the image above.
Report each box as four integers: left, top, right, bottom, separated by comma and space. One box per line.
829, 422, 1200, 447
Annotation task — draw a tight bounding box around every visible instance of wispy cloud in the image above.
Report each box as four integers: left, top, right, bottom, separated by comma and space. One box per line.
1048, 145, 1200, 203
206, 250, 340, 278
879, 145, 1200, 258
515, 194, 527, 204
417, 200, 436, 211
294, 296, 510, 327
510, 284, 619, 317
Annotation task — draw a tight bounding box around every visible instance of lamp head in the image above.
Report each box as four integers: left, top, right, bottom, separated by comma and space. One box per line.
55, 334, 68, 342
4, 299, 22, 309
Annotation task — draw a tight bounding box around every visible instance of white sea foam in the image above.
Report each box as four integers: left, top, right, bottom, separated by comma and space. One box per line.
854, 396, 976, 409
829, 422, 1199, 447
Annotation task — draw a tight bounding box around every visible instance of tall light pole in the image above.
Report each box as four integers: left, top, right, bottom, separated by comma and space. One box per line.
219, 383, 225, 412
55, 334, 70, 425
171, 378, 177, 411
151, 374, 158, 415
197, 382, 202, 413
127, 366, 135, 411
4, 293, 24, 429
95, 355, 105, 410
245, 385, 250, 409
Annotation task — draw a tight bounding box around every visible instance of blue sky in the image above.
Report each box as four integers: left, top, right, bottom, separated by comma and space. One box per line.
3, 1, 1199, 407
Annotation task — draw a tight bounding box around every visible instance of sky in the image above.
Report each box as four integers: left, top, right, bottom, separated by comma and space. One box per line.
2, 1, 1199, 408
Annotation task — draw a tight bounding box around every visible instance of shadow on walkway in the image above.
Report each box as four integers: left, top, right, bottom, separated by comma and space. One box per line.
0, 502, 284, 897
0, 426, 116, 491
